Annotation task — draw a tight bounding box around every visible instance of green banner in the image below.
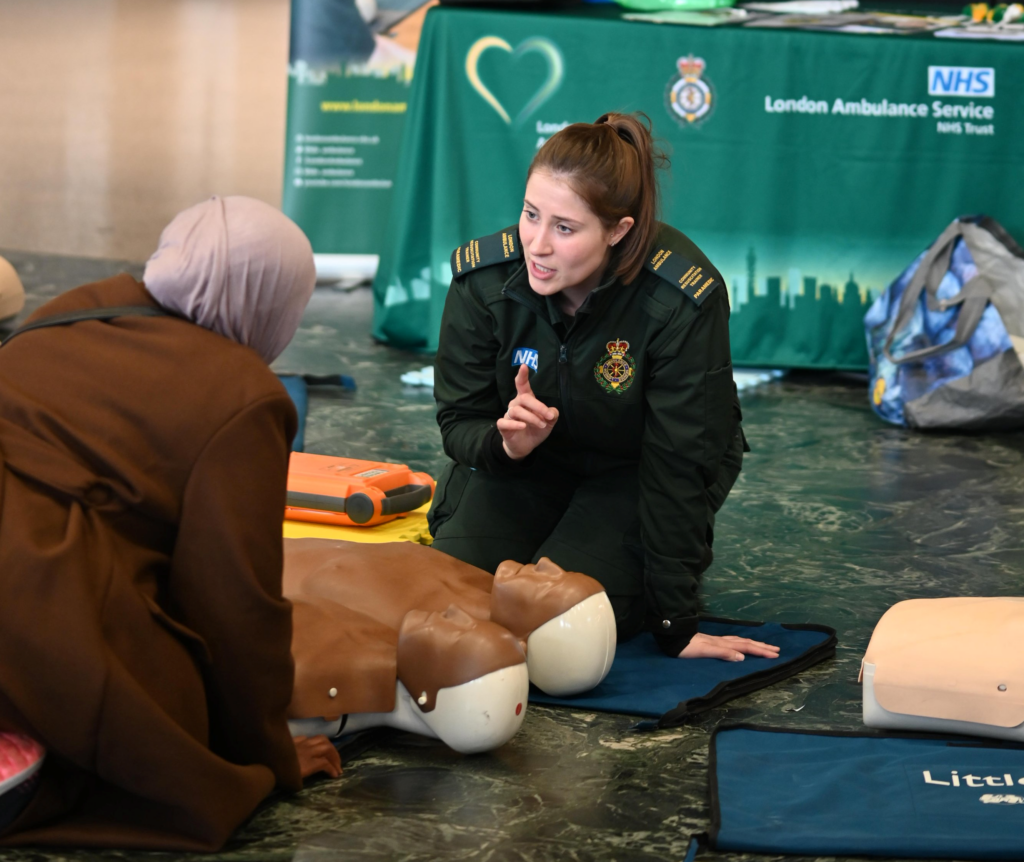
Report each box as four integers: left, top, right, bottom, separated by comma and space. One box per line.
281, 2, 415, 256
373, 6, 1024, 368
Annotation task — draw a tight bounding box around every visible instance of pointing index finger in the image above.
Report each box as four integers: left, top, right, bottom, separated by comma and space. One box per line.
515, 363, 533, 394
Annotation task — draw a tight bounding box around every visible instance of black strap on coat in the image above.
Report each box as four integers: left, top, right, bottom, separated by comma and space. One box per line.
1, 306, 171, 348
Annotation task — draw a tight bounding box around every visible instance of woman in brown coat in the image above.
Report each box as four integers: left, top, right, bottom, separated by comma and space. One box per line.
0, 197, 338, 850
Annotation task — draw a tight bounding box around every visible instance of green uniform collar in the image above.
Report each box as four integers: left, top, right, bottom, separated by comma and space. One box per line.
503, 263, 622, 327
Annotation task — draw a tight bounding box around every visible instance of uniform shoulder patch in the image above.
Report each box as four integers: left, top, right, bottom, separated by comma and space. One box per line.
450, 226, 522, 279
644, 245, 722, 307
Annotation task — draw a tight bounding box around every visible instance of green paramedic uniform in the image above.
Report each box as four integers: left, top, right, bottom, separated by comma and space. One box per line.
428, 222, 745, 656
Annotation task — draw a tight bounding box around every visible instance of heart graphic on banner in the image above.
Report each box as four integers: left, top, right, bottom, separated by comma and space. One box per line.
465, 36, 564, 126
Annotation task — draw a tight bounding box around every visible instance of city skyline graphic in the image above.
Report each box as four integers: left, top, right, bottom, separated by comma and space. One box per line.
720, 246, 884, 368
727, 246, 881, 314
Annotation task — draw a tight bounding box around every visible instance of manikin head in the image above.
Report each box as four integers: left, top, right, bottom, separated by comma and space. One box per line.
519, 112, 666, 312
398, 605, 528, 754
0, 256, 25, 322
492, 558, 617, 697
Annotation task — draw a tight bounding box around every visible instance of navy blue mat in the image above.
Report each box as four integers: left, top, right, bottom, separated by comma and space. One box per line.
278, 375, 308, 452
278, 373, 356, 453
711, 725, 1024, 859
530, 618, 835, 727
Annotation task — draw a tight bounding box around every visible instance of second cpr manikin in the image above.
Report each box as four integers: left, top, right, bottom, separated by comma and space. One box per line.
862, 597, 1024, 741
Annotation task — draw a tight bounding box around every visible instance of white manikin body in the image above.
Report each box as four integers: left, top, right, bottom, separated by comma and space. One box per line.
291, 666, 529, 755
289, 592, 616, 754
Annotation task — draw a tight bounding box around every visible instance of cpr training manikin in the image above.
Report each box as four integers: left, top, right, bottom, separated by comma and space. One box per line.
862, 597, 1024, 741
0, 256, 26, 323
282, 540, 617, 753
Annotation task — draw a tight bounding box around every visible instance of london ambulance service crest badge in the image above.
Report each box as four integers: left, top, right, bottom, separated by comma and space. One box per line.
594, 339, 636, 394
666, 55, 714, 126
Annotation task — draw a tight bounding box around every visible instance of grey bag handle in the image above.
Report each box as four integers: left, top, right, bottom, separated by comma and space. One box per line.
1, 305, 171, 348
883, 220, 993, 366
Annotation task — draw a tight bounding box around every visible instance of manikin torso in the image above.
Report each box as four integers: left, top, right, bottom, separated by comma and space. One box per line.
283, 540, 617, 753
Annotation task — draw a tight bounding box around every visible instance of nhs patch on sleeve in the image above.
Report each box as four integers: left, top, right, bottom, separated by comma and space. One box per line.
512, 347, 539, 371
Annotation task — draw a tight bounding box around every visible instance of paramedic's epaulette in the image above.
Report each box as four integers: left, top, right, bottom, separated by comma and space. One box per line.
450, 226, 522, 279
644, 245, 722, 307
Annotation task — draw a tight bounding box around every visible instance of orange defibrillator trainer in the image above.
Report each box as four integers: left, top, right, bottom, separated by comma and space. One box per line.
285, 453, 436, 527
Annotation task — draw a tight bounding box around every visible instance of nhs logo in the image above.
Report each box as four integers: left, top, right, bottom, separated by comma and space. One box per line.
928, 66, 995, 97
512, 347, 539, 371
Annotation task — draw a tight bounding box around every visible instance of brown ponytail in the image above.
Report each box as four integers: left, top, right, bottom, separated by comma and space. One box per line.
527, 112, 667, 284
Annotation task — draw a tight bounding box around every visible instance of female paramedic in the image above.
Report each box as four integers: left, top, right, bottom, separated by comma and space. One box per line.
0, 197, 340, 850
428, 113, 778, 663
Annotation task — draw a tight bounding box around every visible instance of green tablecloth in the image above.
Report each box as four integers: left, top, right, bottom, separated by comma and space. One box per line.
372, 5, 1023, 368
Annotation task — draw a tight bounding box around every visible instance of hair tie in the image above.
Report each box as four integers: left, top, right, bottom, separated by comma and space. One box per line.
596, 115, 634, 146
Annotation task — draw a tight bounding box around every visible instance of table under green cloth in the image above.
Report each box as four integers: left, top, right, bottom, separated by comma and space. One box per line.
372, 5, 1023, 369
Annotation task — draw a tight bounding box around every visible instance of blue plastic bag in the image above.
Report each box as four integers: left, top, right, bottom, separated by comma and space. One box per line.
865, 216, 1024, 430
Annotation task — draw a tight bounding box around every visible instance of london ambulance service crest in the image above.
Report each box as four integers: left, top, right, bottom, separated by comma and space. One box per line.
594, 339, 636, 394
666, 55, 714, 126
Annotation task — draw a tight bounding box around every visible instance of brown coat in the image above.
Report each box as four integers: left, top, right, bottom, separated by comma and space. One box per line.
0, 275, 301, 850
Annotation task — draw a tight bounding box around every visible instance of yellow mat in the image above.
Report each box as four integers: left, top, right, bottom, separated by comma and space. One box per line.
283, 502, 433, 545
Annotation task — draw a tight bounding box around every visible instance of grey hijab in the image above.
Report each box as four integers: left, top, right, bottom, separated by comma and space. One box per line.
144, 196, 316, 363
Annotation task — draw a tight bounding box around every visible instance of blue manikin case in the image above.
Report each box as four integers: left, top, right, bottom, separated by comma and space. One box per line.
278, 374, 309, 452
530, 617, 836, 727
277, 373, 356, 452
710, 725, 1024, 859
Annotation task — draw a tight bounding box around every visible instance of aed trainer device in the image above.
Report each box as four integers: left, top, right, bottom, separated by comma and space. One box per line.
285, 453, 436, 527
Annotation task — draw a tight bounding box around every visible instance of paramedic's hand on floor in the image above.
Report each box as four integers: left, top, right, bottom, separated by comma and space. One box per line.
294, 735, 342, 781
498, 364, 559, 460
679, 633, 781, 662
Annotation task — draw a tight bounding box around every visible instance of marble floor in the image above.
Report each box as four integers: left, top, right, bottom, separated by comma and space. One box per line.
3, 250, 1024, 861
